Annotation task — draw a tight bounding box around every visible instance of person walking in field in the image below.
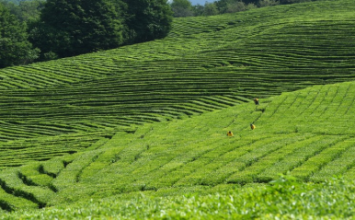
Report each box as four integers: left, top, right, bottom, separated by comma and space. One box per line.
254, 98, 259, 105
250, 123, 256, 130
227, 131, 234, 136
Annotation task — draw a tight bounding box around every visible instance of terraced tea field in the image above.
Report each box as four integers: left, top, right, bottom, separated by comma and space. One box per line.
0, 1, 354, 89
1, 80, 355, 212
1, 0, 355, 217
0, 0, 354, 167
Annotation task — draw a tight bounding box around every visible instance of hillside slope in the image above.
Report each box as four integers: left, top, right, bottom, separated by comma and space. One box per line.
0, 0, 354, 169
1, 80, 355, 211
0, 0, 355, 213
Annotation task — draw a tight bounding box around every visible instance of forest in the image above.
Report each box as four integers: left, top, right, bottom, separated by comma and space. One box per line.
0, 0, 173, 68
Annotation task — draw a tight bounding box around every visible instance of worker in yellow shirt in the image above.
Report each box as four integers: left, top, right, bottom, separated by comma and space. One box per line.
254, 98, 259, 105
250, 123, 256, 130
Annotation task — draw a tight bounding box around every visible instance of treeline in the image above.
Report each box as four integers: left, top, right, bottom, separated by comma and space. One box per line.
0, 0, 320, 68
171, 0, 319, 17
1, 0, 31, 4
0, 0, 172, 68
0, 0, 44, 24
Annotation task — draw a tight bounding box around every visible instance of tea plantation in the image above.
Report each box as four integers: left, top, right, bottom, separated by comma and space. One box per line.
1, 0, 355, 218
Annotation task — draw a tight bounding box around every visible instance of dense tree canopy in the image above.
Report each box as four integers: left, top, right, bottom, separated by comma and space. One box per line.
31, 0, 126, 58
29, 0, 173, 59
0, 2, 39, 68
1, 0, 34, 4
171, 0, 194, 17
122, 0, 173, 43
203, 2, 218, 15
0, 0, 45, 22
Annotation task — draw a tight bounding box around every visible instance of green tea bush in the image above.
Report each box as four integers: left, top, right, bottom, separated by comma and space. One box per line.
2, 175, 355, 219
1, 0, 355, 216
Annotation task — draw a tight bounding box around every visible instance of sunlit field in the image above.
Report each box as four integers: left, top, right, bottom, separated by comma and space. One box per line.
1, 0, 355, 218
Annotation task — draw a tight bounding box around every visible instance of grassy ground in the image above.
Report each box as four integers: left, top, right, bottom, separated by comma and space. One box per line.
0, 0, 355, 218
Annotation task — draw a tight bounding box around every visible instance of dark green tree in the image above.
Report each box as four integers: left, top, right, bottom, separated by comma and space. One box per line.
31, 0, 126, 59
226, 1, 246, 13
241, 0, 258, 4
1, 0, 33, 4
204, 2, 219, 15
279, 0, 312, 4
215, 0, 259, 13
0, 2, 39, 68
18, 0, 45, 22
171, 0, 193, 17
215, 0, 234, 13
192, 4, 205, 16
122, 0, 173, 43
0, 0, 45, 22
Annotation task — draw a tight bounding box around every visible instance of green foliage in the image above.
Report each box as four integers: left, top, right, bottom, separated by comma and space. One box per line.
0, 0, 355, 217
2, 176, 355, 219
31, 0, 126, 58
227, 1, 245, 13
0, 2, 39, 67
280, 0, 313, 4
214, 0, 259, 14
0, 0, 45, 22
29, 0, 173, 59
214, 0, 325, 15
203, 2, 219, 15
171, 0, 194, 17
192, 4, 205, 16
122, 0, 173, 43
171, 0, 192, 9
258, 0, 279, 7
0, 0, 35, 4
215, 0, 246, 13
